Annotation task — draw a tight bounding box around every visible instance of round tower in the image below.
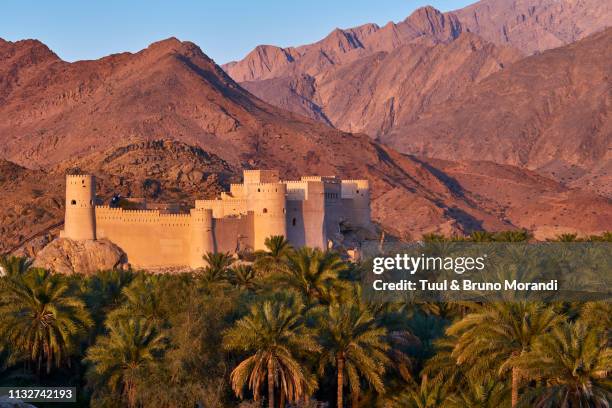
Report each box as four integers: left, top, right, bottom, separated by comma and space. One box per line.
249, 183, 287, 250
189, 208, 214, 269
63, 175, 97, 240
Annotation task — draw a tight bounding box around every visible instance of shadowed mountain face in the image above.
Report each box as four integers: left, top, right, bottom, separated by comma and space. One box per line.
0, 34, 610, 254
383, 28, 612, 196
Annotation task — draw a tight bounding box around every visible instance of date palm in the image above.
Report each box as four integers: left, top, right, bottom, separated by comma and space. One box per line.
280, 247, 347, 304
254, 235, 293, 275
446, 302, 564, 407
515, 320, 611, 407
202, 252, 235, 283
315, 298, 389, 408
0, 255, 32, 277
390, 376, 446, 408
229, 264, 260, 290
85, 316, 166, 408
108, 274, 167, 329
223, 297, 319, 407
0, 269, 92, 375
445, 377, 508, 407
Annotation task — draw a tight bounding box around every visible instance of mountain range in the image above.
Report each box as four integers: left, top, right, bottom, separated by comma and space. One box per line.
0, 0, 611, 254
224, 0, 611, 196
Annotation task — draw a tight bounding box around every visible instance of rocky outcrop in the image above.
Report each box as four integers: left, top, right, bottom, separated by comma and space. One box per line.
34, 238, 127, 275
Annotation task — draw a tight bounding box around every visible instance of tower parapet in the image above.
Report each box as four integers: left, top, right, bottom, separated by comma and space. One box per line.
61, 175, 96, 240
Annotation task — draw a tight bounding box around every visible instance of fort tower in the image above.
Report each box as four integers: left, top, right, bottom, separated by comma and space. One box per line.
62, 175, 97, 240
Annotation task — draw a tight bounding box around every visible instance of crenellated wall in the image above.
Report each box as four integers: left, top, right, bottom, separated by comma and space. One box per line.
61, 170, 371, 270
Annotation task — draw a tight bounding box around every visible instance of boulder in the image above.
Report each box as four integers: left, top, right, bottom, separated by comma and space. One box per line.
33, 238, 127, 275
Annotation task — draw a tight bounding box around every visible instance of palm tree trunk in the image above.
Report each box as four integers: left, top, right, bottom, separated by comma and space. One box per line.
268, 358, 275, 408
337, 356, 344, 408
511, 367, 519, 407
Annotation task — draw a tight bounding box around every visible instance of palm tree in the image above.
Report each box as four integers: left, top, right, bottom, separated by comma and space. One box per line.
108, 274, 167, 329
391, 376, 446, 408
254, 235, 293, 275
0, 255, 33, 277
494, 230, 532, 242
228, 264, 260, 290
315, 299, 389, 408
280, 247, 347, 304
83, 269, 134, 324
223, 297, 319, 408
469, 231, 494, 242
0, 268, 92, 375
515, 320, 611, 407
85, 316, 166, 408
446, 302, 564, 407
554, 233, 580, 242
202, 252, 235, 283
445, 376, 508, 407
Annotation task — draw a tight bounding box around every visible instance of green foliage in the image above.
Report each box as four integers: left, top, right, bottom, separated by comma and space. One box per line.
223, 295, 319, 406
85, 316, 166, 408
515, 320, 611, 407
279, 247, 348, 304
202, 251, 235, 283
0, 236, 609, 407
313, 289, 389, 407
0, 255, 33, 277
0, 268, 92, 375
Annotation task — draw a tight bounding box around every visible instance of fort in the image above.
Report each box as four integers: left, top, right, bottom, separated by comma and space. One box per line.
60, 170, 371, 269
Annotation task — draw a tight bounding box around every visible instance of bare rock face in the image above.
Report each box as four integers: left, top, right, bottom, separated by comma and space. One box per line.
454, 0, 612, 55
34, 238, 127, 275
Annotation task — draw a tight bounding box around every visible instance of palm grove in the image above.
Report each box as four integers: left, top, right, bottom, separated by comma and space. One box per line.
0, 232, 610, 407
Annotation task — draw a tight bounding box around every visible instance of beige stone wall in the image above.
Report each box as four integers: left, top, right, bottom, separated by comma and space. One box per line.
95, 207, 193, 269
213, 213, 254, 253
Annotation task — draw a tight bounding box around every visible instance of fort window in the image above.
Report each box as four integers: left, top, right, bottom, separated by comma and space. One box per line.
292, 218, 296, 226
257, 188, 260, 192
263, 208, 268, 213
71, 200, 76, 205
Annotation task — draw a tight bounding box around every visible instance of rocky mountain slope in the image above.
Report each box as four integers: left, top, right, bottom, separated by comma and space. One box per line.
383, 28, 612, 196
0, 36, 609, 255
241, 32, 521, 138
453, 0, 612, 54
223, 6, 462, 82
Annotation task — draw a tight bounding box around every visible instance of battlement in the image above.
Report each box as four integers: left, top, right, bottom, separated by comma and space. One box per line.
300, 176, 339, 183
341, 179, 369, 187
243, 169, 280, 184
